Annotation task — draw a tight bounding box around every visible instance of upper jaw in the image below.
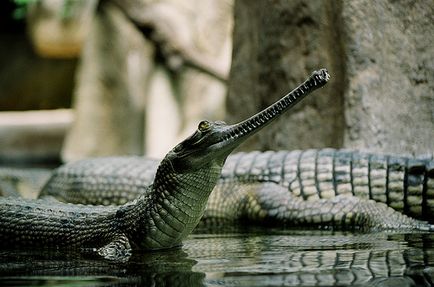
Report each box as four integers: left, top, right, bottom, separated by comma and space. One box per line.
217, 68, 331, 149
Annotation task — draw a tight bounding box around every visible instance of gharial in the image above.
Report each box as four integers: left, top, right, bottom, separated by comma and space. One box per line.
0, 68, 331, 260
39, 148, 434, 226
0, 70, 433, 259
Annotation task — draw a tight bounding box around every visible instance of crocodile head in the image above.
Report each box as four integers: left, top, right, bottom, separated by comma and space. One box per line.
165, 69, 330, 172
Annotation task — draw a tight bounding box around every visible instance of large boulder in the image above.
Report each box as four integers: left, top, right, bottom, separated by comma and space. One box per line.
340, 0, 434, 154
227, 0, 344, 151
228, 0, 434, 154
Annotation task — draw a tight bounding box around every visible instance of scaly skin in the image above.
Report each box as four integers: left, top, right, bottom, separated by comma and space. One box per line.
39, 149, 434, 223
219, 149, 434, 222
204, 182, 430, 230
0, 69, 331, 260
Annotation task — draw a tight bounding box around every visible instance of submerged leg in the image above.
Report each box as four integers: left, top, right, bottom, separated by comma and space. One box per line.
97, 233, 132, 262
208, 181, 433, 231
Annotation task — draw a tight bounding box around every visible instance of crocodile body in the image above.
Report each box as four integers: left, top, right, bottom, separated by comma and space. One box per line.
218, 149, 434, 222
0, 69, 332, 260
40, 149, 434, 223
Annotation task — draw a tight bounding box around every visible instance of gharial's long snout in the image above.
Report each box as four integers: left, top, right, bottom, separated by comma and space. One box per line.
218, 69, 330, 154
167, 69, 330, 170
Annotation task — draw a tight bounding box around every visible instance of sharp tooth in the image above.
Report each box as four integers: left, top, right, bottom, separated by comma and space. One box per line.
284, 97, 291, 105
263, 113, 269, 120
276, 102, 283, 111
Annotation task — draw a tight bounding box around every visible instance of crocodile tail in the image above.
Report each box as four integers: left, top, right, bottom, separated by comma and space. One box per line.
405, 154, 434, 221
282, 149, 434, 222
223, 149, 434, 222
428, 159, 434, 222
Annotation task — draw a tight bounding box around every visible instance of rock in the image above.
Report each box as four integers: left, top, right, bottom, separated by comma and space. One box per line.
341, 0, 434, 154
0, 109, 72, 164
228, 0, 434, 154
61, 3, 154, 162
227, 0, 344, 151
63, 0, 233, 160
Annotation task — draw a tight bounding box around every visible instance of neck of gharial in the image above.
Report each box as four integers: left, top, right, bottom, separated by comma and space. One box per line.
120, 158, 223, 250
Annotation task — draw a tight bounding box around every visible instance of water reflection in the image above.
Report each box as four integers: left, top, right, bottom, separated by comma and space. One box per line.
0, 228, 433, 287
187, 229, 433, 286
0, 248, 205, 286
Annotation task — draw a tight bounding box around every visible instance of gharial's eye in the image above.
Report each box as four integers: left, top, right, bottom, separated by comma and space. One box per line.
198, 120, 211, 132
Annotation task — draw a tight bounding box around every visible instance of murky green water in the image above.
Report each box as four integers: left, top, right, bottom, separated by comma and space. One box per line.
0, 227, 433, 287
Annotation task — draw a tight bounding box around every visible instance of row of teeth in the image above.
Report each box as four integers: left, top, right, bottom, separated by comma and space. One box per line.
222, 69, 329, 142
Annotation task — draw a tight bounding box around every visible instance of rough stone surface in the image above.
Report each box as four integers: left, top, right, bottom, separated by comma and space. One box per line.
228, 0, 434, 155
62, 0, 233, 161
0, 110, 72, 164
227, 0, 345, 152
341, 0, 434, 154
61, 3, 153, 162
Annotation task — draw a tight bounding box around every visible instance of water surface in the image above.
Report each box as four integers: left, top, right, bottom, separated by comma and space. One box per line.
1, 227, 433, 286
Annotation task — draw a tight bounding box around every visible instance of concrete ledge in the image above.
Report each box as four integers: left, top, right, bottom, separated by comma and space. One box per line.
0, 109, 73, 165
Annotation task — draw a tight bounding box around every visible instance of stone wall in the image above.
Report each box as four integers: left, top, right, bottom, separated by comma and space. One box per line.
227, 0, 434, 155
340, 0, 434, 154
